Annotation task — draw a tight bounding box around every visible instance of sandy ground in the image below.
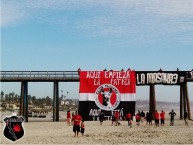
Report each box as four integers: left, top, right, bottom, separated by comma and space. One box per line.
1, 111, 193, 144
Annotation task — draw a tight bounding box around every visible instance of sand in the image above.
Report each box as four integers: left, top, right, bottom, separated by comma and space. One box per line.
1, 112, 193, 145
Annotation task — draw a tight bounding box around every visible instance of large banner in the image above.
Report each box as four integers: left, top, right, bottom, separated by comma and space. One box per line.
136, 71, 187, 86
78, 70, 136, 121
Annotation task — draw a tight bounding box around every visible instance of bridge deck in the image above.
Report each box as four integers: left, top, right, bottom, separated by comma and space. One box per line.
0, 71, 79, 82
1, 71, 193, 82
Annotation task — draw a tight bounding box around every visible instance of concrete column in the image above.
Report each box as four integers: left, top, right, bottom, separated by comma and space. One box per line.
53, 81, 59, 121
183, 84, 187, 114
149, 85, 156, 116
20, 82, 24, 116
20, 81, 28, 122
184, 82, 191, 119
23, 81, 28, 122
180, 85, 183, 120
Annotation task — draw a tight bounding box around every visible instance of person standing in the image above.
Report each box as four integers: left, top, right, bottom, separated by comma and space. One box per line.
67, 110, 71, 125
115, 111, 120, 126
135, 113, 141, 126
111, 111, 116, 126
80, 121, 85, 135
141, 111, 145, 122
146, 112, 150, 125
71, 112, 75, 125
169, 110, 176, 126
72, 111, 82, 137
184, 111, 189, 127
149, 112, 153, 125
99, 111, 105, 125
160, 110, 165, 126
154, 110, 159, 127
126, 112, 132, 127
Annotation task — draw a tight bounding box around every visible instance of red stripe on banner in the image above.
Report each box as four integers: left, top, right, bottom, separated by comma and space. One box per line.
79, 70, 136, 93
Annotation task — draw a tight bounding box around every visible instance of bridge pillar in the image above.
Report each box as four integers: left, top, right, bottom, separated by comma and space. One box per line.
53, 81, 59, 122
180, 85, 183, 119
20, 82, 24, 116
20, 81, 28, 122
183, 84, 187, 116
149, 85, 156, 116
184, 82, 191, 119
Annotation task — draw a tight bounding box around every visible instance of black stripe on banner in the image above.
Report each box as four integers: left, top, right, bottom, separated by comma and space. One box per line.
78, 101, 135, 121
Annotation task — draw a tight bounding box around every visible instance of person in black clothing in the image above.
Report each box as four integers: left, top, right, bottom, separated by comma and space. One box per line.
184, 111, 189, 127
137, 110, 141, 116
99, 111, 105, 125
141, 111, 145, 122
146, 112, 150, 125
111, 111, 116, 126
149, 112, 153, 125
169, 110, 176, 126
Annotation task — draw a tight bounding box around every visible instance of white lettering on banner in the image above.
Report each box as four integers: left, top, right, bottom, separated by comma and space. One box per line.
86, 71, 130, 79
137, 73, 145, 84
92, 116, 124, 121
112, 108, 124, 116
89, 109, 100, 116
89, 108, 124, 118
110, 79, 130, 85
146, 73, 178, 84
105, 71, 130, 79
173, 74, 178, 83
137, 73, 179, 85
86, 71, 101, 78
94, 79, 100, 86
137, 73, 178, 85
86, 71, 131, 86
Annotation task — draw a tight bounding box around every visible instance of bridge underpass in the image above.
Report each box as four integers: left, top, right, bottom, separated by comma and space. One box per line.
0, 70, 192, 122
0, 71, 79, 122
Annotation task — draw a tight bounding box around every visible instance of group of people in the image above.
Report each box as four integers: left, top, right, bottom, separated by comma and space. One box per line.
98, 110, 121, 126
125, 110, 188, 127
67, 111, 84, 137
133, 110, 176, 127
67, 109, 189, 137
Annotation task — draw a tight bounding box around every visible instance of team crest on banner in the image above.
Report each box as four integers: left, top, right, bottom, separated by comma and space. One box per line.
3, 116, 24, 142
95, 84, 121, 110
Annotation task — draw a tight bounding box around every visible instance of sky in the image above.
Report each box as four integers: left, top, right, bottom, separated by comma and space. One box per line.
1, 0, 193, 102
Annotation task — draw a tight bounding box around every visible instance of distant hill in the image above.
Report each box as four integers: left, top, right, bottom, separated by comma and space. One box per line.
69, 99, 193, 112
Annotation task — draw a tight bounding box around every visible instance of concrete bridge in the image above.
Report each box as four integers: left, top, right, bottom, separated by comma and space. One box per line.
0, 70, 192, 122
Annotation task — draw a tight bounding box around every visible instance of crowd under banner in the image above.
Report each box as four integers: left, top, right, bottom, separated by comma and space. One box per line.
78, 70, 136, 121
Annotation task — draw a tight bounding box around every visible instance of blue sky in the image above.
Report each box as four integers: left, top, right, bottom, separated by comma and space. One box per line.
1, 0, 193, 102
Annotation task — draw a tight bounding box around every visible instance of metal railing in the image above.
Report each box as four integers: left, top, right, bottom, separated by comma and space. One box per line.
0, 71, 80, 82
1, 71, 193, 82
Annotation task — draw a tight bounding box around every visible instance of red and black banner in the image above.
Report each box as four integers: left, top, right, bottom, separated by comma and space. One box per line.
78, 70, 136, 121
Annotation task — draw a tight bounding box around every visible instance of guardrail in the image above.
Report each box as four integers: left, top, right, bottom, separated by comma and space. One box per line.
1, 71, 193, 82
0, 71, 80, 82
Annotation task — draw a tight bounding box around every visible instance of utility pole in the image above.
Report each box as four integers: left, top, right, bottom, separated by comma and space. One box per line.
67, 91, 69, 99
